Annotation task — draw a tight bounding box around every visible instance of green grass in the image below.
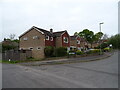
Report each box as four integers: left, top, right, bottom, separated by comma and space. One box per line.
0, 60, 19, 64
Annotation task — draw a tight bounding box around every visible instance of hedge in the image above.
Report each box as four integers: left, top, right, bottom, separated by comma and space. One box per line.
76, 50, 83, 55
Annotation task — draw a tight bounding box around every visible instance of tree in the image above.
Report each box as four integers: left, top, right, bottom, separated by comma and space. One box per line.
9, 34, 16, 40
108, 34, 120, 49
95, 32, 104, 41
74, 32, 78, 36
78, 29, 95, 48
102, 34, 109, 40
78, 29, 104, 48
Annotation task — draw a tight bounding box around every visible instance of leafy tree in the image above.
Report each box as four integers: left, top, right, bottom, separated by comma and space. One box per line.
102, 34, 109, 40
78, 29, 95, 48
74, 32, 78, 36
9, 34, 16, 40
2, 45, 16, 52
108, 34, 120, 49
95, 32, 104, 41
78, 29, 104, 48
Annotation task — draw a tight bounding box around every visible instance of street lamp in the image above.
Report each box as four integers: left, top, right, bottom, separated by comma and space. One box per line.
99, 22, 104, 55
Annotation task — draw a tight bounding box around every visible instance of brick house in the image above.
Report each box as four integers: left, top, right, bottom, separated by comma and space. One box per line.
19, 26, 70, 59
53, 31, 70, 48
70, 35, 81, 50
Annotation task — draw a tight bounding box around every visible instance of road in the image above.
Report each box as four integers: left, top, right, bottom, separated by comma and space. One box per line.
2, 51, 119, 88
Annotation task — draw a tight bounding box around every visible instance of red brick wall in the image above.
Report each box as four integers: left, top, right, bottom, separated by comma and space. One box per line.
77, 37, 81, 47
45, 36, 55, 47
62, 32, 70, 47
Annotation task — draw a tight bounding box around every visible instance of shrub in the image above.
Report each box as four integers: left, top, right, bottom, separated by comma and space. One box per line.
104, 48, 110, 52
44, 46, 54, 57
55, 47, 67, 57
87, 49, 100, 54
76, 50, 83, 55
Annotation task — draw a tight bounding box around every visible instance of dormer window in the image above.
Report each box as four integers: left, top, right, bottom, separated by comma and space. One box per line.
46, 35, 49, 40
77, 40, 80, 44
23, 37, 28, 41
63, 37, 68, 43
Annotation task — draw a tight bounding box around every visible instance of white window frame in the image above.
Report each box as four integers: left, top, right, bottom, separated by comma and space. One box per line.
37, 47, 41, 50
77, 40, 80, 44
46, 35, 49, 40
33, 36, 38, 39
29, 47, 33, 50
63, 37, 68, 43
23, 37, 28, 41
51, 37, 53, 41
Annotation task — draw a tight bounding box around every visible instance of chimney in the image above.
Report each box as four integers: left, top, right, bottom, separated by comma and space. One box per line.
50, 28, 53, 33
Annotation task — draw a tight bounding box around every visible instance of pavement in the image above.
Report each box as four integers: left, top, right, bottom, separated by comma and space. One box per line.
19, 51, 114, 66
2, 51, 118, 88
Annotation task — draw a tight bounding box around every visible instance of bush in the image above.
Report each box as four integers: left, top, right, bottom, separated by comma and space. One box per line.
76, 50, 83, 55
44, 46, 54, 57
96, 42, 108, 49
103, 48, 110, 52
55, 47, 67, 57
87, 49, 100, 54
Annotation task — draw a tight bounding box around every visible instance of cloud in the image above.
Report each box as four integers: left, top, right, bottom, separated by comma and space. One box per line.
1, 0, 118, 40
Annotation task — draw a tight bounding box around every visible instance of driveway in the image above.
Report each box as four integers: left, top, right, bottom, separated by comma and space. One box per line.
2, 51, 119, 88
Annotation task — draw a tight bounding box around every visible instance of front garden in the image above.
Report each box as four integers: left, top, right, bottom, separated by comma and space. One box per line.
44, 46, 112, 59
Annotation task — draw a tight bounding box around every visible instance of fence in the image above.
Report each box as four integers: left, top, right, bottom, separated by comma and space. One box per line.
2, 50, 32, 61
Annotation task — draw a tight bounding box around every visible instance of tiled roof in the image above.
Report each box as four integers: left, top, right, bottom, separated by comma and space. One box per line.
34, 26, 66, 37
33, 26, 54, 37
20, 26, 67, 38
70, 36, 77, 40
53, 31, 66, 37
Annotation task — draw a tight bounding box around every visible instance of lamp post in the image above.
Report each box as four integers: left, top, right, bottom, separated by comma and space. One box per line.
99, 22, 104, 54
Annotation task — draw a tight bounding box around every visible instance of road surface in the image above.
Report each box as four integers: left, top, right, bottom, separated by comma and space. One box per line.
2, 51, 119, 88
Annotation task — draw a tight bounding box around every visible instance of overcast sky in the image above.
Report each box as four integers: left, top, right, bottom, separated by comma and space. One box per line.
0, 0, 119, 40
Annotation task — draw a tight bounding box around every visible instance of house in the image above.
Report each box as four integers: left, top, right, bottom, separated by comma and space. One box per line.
53, 30, 70, 48
70, 35, 81, 50
19, 26, 70, 59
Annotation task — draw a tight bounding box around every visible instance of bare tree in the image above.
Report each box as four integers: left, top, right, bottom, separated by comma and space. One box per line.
9, 34, 16, 40
102, 34, 109, 40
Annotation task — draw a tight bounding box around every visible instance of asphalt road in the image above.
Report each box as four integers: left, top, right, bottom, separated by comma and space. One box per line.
2, 51, 119, 88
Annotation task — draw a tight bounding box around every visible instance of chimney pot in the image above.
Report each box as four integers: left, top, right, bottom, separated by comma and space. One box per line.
50, 28, 53, 33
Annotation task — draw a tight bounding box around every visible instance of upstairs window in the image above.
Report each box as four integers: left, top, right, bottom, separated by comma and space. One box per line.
77, 40, 80, 44
63, 37, 68, 43
23, 37, 28, 41
46, 35, 49, 40
33, 36, 39, 39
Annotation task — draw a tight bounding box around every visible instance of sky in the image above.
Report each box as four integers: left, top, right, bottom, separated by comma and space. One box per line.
0, 0, 119, 40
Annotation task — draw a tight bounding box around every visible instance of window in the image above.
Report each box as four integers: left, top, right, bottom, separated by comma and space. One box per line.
37, 47, 41, 50
23, 37, 28, 40
63, 37, 68, 43
29, 47, 33, 50
33, 36, 39, 39
51, 37, 53, 41
46, 35, 49, 40
77, 40, 80, 44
